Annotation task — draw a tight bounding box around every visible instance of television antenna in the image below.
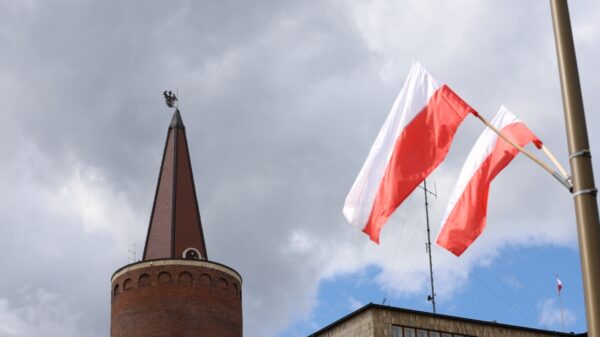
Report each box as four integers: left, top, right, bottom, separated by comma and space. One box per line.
128, 242, 138, 263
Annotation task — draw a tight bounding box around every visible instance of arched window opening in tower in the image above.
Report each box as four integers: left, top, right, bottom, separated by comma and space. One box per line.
182, 247, 201, 260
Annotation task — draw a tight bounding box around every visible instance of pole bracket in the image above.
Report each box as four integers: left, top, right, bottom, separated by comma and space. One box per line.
573, 187, 598, 197
569, 149, 591, 160
552, 171, 573, 191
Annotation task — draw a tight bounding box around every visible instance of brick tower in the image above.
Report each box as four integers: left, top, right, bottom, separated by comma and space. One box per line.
110, 108, 243, 337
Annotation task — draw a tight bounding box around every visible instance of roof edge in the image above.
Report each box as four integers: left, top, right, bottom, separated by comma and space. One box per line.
111, 258, 242, 283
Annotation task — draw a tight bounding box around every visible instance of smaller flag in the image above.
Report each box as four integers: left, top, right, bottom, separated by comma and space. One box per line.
343, 62, 475, 243
557, 277, 564, 293
436, 106, 542, 256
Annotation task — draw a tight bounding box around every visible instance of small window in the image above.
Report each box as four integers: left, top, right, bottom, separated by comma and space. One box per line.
430, 332, 440, 337
182, 247, 202, 260
417, 330, 427, 337
441, 334, 451, 337
392, 326, 403, 337
404, 328, 415, 337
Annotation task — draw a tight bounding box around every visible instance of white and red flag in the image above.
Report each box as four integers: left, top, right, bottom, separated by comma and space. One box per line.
557, 277, 564, 293
436, 106, 542, 256
343, 62, 475, 243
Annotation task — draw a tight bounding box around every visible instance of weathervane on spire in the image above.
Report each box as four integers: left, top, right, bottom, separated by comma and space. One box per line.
163, 90, 178, 110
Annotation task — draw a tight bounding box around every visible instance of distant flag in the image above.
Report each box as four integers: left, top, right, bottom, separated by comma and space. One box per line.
436, 106, 542, 256
557, 276, 564, 293
343, 62, 475, 243
556, 274, 566, 331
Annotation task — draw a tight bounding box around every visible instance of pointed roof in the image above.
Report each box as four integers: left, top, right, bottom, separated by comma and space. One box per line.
143, 109, 208, 261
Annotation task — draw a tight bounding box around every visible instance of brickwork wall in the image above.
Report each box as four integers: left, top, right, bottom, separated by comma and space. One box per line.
110, 260, 242, 337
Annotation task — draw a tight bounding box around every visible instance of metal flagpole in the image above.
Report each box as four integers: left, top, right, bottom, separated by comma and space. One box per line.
559, 290, 566, 332
550, 1, 600, 336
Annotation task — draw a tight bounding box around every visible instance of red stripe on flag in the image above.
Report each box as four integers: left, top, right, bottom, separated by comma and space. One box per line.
362, 85, 473, 243
436, 122, 539, 256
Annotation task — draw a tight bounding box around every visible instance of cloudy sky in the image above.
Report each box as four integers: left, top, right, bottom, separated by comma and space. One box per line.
0, 0, 598, 336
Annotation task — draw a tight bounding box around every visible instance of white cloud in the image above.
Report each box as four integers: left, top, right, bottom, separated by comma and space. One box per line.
0, 299, 25, 336
538, 298, 576, 329
502, 274, 524, 290
347, 296, 364, 311
52, 164, 143, 245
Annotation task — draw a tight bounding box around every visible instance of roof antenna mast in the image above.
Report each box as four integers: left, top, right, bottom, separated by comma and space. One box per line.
420, 179, 438, 313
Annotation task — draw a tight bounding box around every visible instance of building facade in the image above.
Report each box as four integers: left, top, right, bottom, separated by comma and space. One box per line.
309, 304, 586, 337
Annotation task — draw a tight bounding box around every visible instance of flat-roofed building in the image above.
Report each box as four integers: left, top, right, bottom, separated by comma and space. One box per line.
309, 303, 586, 337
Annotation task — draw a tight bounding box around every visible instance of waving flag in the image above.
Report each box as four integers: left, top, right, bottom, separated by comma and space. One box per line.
436, 106, 542, 256
557, 277, 564, 293
343, 62, 475, 243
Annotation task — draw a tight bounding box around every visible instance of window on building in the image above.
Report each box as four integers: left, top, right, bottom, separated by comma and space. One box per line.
392, 326, 403, 337
391, 324, 475, 337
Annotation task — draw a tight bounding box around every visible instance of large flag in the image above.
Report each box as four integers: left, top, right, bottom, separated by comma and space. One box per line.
436, 106, 542, 256
343, 62, 475, 243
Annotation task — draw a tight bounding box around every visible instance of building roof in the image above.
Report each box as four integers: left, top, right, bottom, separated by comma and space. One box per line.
142, 109, 208, 260
308, 303, 587, 337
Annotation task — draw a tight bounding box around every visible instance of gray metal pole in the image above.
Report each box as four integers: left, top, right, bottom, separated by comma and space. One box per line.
550, 1, 600, 335
423, 179, 436, 314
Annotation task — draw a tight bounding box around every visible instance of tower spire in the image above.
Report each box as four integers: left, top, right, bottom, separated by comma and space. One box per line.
143, 100, 207, 260
111, 92, 242, 337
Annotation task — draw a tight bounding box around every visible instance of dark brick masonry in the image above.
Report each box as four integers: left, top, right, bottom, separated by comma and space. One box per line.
110, 259, 242, 337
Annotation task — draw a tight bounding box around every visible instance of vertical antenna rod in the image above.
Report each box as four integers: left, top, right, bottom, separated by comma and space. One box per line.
423, 179, 437, 313
128, 242, 137, 263
550, 1, 600, 336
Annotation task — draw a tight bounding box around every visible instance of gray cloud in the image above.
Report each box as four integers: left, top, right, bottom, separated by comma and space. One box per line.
0, 0, 598, 336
